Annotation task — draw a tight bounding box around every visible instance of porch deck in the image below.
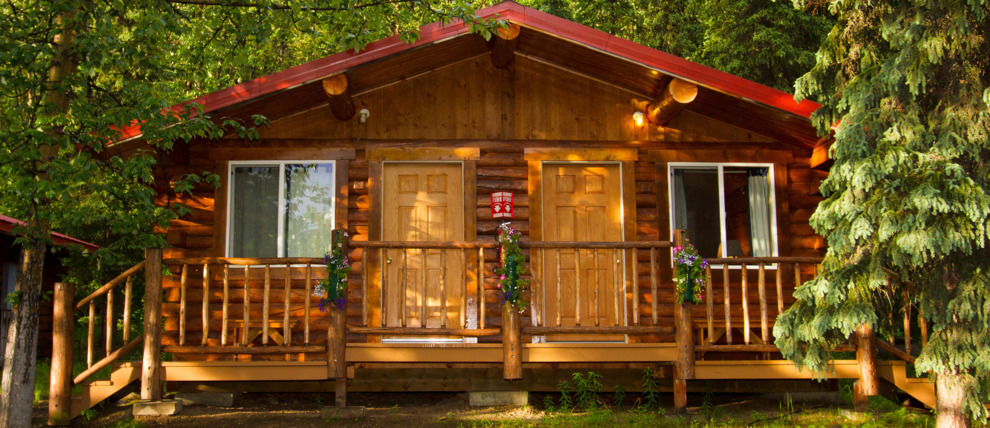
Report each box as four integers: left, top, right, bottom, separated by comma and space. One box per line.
47, 233, 932, 422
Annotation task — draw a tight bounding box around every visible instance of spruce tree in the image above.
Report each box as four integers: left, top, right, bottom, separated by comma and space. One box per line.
774, 0, 990, 426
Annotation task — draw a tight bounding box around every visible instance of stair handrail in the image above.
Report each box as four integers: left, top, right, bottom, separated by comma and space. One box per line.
49, 260, 147, 424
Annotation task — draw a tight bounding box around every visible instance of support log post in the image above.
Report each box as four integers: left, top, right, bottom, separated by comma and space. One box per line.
855, 323, 878, 412
490, 23, 521, 68
646, 78, 698, 126
672, 229, 695, 413
322, 74, 356, 121
328, 306, 347, 405
502, 304, 522, 380
48, 282, 73, 426
141, 248, 163, 402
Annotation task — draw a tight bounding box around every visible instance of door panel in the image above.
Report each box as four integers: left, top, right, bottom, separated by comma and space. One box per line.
383, 163, 464, 329
543, 163, 623, 341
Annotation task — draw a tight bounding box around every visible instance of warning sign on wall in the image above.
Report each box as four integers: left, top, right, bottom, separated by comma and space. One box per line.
490, 192, 514, 219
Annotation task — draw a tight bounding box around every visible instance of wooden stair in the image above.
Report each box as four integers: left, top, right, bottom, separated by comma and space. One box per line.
70, 361, 141, 418
878, 360, 935, 409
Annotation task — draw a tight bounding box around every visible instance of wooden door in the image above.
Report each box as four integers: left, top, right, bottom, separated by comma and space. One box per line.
382, 163, 464, 329
542, 163, 624, 341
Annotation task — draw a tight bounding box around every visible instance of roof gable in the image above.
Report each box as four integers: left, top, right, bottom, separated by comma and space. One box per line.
117, 1, 823, 148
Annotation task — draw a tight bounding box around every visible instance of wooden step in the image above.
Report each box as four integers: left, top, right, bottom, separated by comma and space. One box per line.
70, 361, 141, 419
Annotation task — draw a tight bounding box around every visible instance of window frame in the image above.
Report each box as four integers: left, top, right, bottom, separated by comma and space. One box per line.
667, 162, 780, 269
225, 159, 337, 258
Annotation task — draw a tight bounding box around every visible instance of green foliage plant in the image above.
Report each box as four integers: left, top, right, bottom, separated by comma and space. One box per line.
571, 371, 603, 411
672, 241, 706, 304
775, 0, 990, 424
495, 223, 530, 312
315, 230, 350, 311
613, 384, 626, 408
640, 368, 662, 411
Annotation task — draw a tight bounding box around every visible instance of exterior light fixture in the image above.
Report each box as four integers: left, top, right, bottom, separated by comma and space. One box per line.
632, 111, 645, 127
359, 108, 370, 124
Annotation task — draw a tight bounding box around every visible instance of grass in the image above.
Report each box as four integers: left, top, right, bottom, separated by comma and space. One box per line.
32, 358, 114, 405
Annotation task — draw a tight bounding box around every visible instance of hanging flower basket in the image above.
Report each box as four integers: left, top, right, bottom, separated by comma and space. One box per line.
495, 224, 529, 313
673, 241, 707, 305
316, 230, 350, 311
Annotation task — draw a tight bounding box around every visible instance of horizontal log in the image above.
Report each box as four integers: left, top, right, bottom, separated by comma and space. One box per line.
348, 327, 501, 336
695, 345, 780, 353
705, 257, 822, 265
166, 257, 325, 265
521, 241, 672, 249
522, 326, 675, 335
350, 241, 498, 249
163, 345, 326, 354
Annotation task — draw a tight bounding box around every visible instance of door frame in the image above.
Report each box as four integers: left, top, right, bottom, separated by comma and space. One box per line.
366, 148, 479, 341
525, 148, 638, 339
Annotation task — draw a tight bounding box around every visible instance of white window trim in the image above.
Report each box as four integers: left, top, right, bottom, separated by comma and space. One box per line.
226, 160, 336, 258
667, 162, 779, 269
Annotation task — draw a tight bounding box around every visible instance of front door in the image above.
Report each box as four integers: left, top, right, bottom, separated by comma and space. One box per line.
382, 163, 465, 329
542, 163, 624, 341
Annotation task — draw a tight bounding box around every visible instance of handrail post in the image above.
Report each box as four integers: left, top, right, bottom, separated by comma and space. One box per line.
328, 306, 347, 406
141, 248, 163, 402
855, 323, 879, 411
502, 303, 522, 380
48, 282, 73, 426
329, 229, 349, 406
672, 229, 695, 413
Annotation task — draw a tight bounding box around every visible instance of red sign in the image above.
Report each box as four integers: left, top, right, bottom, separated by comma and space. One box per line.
491, 192, 513, 219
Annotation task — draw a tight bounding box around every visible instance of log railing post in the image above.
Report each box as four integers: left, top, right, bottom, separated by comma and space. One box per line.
502, 303, 522, 380
855, 323, 879, 411
141, 248, 163, 402
672, 229, 695, 413
48, 282, 73, 426
327, 306, 347, 406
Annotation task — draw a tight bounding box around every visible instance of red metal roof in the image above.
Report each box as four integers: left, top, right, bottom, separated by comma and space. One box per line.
0, 214, 100, 251
116, 1, 819, 142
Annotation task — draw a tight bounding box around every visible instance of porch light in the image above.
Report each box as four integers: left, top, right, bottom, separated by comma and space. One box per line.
632, 111, 645, 127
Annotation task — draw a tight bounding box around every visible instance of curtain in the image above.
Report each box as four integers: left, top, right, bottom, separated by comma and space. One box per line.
285, 163, 334, 257
673, 169, 688, 230
747, 168, 772, 257
231, 166, 279, 257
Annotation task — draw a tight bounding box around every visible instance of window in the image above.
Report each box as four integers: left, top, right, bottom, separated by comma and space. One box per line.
669, 163, 777, 260
227, 161, 335, 258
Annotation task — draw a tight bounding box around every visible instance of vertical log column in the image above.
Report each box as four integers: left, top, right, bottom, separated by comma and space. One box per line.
328, 229, 348, 406
672, 230, 695, 413
48, 282, 73, 426
141, 248, 163, 402
500, 231, 523, 380
854, 323, 879, 411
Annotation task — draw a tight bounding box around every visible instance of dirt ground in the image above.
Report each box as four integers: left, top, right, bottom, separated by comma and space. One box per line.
30, 390, 924, 428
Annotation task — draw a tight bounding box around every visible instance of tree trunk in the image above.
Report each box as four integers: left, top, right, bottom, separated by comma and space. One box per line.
0, 242, 47, 428
935, 372, 972, 428
1, 5, 77, 425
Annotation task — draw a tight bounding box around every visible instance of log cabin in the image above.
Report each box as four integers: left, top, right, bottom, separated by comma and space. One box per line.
48, 1, 935, 421
0, 214, 99, 368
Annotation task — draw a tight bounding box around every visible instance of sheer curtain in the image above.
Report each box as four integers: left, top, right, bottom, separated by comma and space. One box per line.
231, 165, 279, 257
673, 170, 688, 230
285, 163, 334, 257
747, 168, 772, 257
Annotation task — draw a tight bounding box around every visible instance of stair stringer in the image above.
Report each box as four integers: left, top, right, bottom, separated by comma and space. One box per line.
877, 360, 936, 409
70, 361, 141, 419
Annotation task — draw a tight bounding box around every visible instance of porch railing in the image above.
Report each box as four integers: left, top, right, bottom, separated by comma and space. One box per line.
159, 257, 328, 354
697, 256, 822, 351
520, 241, 675, 336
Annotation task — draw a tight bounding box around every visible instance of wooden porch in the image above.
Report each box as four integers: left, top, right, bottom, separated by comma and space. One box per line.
46, 230, 935, 423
